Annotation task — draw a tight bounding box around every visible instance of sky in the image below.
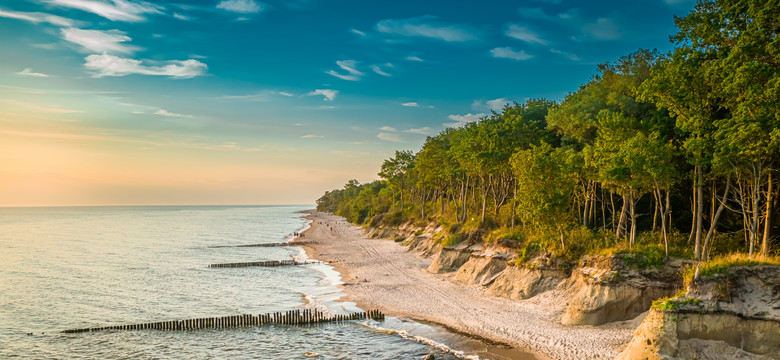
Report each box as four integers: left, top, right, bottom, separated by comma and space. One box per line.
0, 0, 696, 206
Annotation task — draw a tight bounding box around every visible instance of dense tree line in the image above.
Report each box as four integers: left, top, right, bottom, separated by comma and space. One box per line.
317, 0, 779, 261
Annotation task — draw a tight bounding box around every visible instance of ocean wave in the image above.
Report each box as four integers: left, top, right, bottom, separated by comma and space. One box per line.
361, 321, 480, 360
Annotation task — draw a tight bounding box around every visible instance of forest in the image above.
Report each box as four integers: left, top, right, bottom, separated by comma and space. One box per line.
317, 0, 780, 265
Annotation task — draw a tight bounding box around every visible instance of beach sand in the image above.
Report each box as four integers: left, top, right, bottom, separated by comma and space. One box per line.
294, 211, 637, 360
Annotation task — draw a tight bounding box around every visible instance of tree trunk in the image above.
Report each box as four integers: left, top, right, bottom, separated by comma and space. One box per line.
702, 174, 731, 260
480, 176, 488, 223
688, 182, 697, 245
616, 192, 629, 239
590, 186, 597, 227
629, 190, 637, 248
420, 189, 426, 220
440, 187, 445, 215
560, 228, 565, 250
583, 182, 591, 227
695, 165, 704, 260
652, 194, 658, 232
653, 181, 669, 256
511, 180, 517, 231
610, 191, 616, 233
761, 171, 774, 255
748, 163, 762, 258
602, 187, 607, 230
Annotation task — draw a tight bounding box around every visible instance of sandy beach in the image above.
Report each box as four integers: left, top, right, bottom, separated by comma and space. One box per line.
293, 211, 638, 360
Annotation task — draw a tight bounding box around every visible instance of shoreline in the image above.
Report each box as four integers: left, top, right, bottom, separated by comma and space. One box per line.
293, 210, 636, 360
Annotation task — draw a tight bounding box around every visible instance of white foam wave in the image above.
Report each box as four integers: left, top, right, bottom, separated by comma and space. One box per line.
361, 322, 480, 360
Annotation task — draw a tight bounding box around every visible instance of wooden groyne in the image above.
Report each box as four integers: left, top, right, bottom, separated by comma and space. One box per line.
208, 241, 315, 248
208, 259, 322, 268
62, 309, 385, 333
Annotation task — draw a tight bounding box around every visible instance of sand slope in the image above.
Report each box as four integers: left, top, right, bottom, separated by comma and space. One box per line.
295, 211, 636, 360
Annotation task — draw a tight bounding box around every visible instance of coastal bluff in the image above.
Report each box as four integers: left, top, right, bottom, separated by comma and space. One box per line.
373, 222, 683, 326
617, 266, 780, 360
367, 220, 780, 360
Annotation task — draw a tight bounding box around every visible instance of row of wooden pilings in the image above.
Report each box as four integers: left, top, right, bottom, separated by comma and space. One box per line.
208, 241, 314, 249
62, 309, 384, 333
208, 260, 321, 268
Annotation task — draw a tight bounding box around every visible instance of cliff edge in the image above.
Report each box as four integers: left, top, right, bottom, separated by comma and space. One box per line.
616, 265, 780, 360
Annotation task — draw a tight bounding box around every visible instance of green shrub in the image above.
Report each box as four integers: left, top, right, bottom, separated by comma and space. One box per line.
651, 294, 700, 312
516, 240, 544, 264
381, 210, 405, 226
682, 253, 780, 287
617, 244, 667, 269
441, 234, 463, 247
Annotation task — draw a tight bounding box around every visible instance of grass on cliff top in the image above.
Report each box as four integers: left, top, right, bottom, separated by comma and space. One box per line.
682, 253, 780, 285
651, 292, 701, 312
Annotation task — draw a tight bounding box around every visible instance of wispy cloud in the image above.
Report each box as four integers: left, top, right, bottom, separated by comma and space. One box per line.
370, 63, 392, 77
405, 127, 434, 135
473, 98, 510, 112
486, 98, 509, 110
15, 68, 49, 77
61, 28, 139, 54
173, 12, 190, 20
550, 48, 581, 61
401, 102, 434, 109
337, 60, 363, 75
376, 16, 478, 42
84, 54, 208, 78
212, 90, 294, 101
46, 0, 162, 22
155, 109, 193, 118
308, 89, 338, 101
505, 24, 548, 45
377, 132, 402, 142
379, 126, 397, 132
326, 70, 359, 81
490, 47, 533, 61
327, 60, 364, 81
217, 0, 263, 13
0, 8, 76, 26
350, 28, 366, 37
582, 18, 620, 40
301, 134, 323, 139
205, 142, 239, 151
405, 55, 424, 62
444, 113, 486, 128
213, 92, 269, 101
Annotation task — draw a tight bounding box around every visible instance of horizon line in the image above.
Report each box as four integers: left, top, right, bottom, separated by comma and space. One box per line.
0, 204, 316, 209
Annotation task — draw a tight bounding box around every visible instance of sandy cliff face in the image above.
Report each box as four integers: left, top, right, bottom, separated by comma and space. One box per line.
378, 222, 685, 327
452, 253, 509, 286
616, 265, 780, 360
487, 265, 566, 300
560, 256, 684, 326
428, 247, 474, 273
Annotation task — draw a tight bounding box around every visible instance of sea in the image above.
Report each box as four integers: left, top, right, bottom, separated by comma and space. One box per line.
0, 205, 531, 359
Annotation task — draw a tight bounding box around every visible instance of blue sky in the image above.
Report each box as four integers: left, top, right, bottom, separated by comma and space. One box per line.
0, 0, 696, 206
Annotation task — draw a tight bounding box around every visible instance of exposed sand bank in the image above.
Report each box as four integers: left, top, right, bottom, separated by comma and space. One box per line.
293, 211, 638, 360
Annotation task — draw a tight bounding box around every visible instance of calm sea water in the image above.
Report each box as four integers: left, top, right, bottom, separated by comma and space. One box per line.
0, 205, 515, 359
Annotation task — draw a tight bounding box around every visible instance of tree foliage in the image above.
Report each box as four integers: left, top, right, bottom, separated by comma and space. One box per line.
317, 0, 780, 262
